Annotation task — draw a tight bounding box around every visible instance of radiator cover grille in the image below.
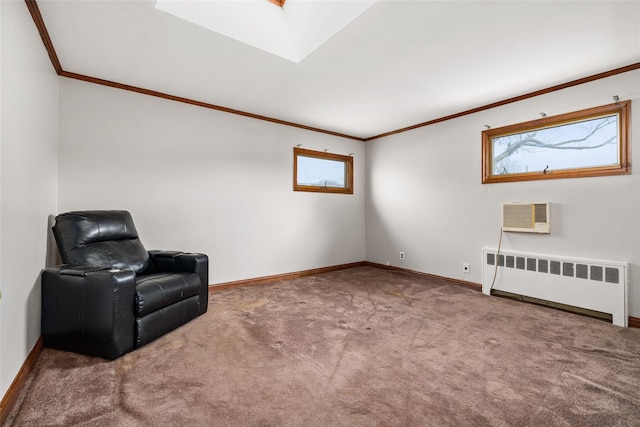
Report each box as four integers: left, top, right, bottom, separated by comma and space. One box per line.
482, 248, 628, 326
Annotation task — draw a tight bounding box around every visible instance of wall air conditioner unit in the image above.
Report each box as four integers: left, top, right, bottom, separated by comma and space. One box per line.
502, 202, 550, 233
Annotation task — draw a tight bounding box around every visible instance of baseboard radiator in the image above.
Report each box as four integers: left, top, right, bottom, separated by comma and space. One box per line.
481, 248, 628, 327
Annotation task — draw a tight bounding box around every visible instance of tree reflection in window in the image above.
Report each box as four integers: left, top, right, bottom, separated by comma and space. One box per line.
482, 101, 630, 183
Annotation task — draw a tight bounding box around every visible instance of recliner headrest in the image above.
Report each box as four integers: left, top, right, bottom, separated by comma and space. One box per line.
54, 210, 139, 246
53, 210, 150, 273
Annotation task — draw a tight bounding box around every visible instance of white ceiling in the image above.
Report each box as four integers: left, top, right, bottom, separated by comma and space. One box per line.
154, 0, 377, 63
37, 0, 640, 139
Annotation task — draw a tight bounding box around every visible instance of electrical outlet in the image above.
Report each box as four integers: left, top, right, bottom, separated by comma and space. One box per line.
400, 252, 405, 260
463, 263, 470, 274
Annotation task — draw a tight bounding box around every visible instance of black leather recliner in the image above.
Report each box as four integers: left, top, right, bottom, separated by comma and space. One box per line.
41, 210, 209, 359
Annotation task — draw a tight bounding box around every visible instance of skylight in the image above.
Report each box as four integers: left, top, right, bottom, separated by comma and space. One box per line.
266, 0, 287, 7
155, 0, 377, 63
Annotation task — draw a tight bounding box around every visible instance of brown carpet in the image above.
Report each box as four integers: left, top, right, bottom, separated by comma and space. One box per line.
6, 266, 640, 426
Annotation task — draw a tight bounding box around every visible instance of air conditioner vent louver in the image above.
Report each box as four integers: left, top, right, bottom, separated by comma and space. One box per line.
502, 202, 550, 233
534, 203, 547, 223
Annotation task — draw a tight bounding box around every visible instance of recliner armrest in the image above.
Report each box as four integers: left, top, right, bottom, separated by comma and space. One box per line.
147, 251, 183, 272
148, 251, 207, 276
41, 266, 137, 359
148, 251, 209, 315
59, 265, 120, 277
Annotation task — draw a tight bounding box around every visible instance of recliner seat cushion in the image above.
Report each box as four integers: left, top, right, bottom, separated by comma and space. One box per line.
135, 273, 201, 316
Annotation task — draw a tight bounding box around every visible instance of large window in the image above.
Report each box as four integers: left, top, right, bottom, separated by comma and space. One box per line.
293, 147, 353, 194
482, 101, 631, 184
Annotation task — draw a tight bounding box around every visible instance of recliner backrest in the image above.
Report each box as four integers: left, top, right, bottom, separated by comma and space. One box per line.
53, 210, 150, 274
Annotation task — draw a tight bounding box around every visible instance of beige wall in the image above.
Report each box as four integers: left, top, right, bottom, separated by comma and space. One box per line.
58, 78, 366, 285
0, 0, 59, 397
366, 70, 640, 316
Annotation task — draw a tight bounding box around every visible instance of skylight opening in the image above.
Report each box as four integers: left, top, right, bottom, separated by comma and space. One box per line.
155, 0, 377, 63
266, 0, 286, 8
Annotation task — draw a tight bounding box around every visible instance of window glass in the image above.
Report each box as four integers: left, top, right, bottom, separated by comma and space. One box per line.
482, 101, 630, 183
294, 147, 353, 194
297, 156, 346, 188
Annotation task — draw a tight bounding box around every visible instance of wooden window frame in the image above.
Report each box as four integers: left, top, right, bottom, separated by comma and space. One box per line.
482, 101, 631, 184
293, 147, 354, 194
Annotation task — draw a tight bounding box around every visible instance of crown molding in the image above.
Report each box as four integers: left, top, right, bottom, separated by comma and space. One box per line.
25, 0, 61, 74
58, 70, 365, 141
364, 62, 640, 141
24, 0, 640, 142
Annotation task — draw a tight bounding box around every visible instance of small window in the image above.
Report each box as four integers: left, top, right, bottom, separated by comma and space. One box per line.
294, 147, 353, 194
482, 101, 631, 184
